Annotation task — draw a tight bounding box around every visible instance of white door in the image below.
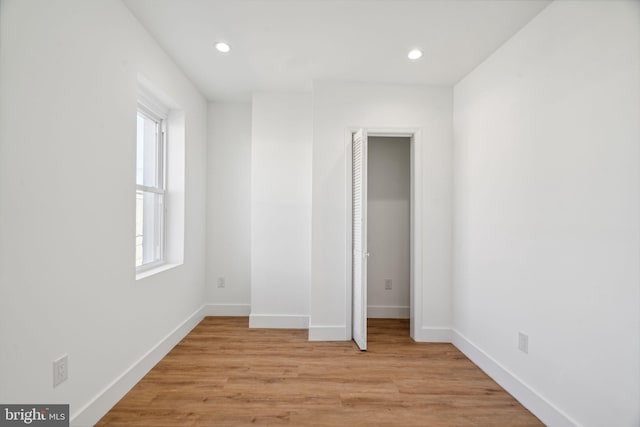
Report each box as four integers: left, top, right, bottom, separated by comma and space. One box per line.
352, 129, 368, 351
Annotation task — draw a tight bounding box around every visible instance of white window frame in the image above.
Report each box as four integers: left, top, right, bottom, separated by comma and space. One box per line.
136, 101, 168, 273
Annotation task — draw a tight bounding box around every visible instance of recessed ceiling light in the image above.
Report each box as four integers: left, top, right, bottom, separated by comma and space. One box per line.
408, 49, 422, 60
215, 42, 231, 53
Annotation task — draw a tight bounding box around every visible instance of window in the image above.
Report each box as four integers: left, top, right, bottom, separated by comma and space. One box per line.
135, 76, 185, 280
136, 104, 167, 270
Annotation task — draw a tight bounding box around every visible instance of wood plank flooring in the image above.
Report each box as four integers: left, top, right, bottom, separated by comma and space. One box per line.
96, 317, 543, 426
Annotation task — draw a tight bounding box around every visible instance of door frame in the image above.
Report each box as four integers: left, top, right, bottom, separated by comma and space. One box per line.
345, 127, 423, 342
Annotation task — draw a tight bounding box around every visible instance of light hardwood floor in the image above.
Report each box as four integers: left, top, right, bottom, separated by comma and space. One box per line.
96, 317, 543, 426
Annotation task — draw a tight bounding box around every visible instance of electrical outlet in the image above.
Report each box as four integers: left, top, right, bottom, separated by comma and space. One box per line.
217, 276, 226, 288
53, 355, 68, 387
384, 279, 392, 290
518, 332, 528, 354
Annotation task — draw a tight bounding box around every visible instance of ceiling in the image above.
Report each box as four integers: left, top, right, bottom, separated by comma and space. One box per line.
123, 0, 551, 101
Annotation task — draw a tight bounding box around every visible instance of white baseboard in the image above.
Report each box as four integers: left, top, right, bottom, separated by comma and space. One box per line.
308, 325, 348, 341
412, 326, 452, 343
368, 305, 410, 319
452, 329, 580, 427
203, 303, 250, 316
249, 314, 309, 329
70, 305, 205, 427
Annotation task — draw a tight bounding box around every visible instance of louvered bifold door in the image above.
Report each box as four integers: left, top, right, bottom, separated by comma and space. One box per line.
352, 129, 368, 351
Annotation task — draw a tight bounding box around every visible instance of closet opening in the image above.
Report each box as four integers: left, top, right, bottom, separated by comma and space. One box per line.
348, 129, 419, 351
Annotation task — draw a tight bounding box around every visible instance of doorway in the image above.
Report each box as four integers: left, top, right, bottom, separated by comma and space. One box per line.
348, 129, 420, 351
367, 136, 411, 322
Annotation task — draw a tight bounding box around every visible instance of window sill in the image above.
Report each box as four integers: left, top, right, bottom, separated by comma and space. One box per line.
136, 262, 180, 280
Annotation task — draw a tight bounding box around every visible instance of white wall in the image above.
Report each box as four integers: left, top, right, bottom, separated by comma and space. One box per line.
310, 80, 452, 341
0, 0, 207, 423
206, 102, 252, 314
250, 93, 313, 328
453, 1, 639, 426
367, 137, 411, 319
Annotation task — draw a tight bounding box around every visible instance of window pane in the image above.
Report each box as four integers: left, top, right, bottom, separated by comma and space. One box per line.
136, 112, 160, 188
136, 189, 164, 267
136, 190, 143, 267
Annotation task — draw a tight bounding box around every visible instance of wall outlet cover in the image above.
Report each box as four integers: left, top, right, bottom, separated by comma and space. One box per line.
53, 354, 68, 387
518, 332, 529, 354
